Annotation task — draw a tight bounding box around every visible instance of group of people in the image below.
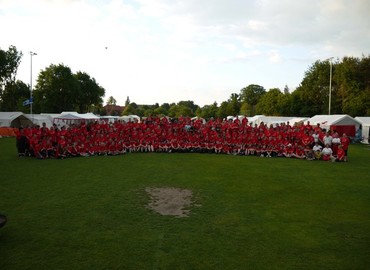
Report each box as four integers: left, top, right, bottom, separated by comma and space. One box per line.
15, 116, 350, 162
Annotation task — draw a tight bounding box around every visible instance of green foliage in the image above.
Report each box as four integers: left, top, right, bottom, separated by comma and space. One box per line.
290, 56, 370, 116
33, 64, 79, 113
240, 84, 266, 116
0, 80, 29, 111
168, 104, 192, 118
0, 45, 22, 86
196, 101, 218, 119
33, 64, 104, 113
125, 96, 130, 106
177, 100, 199, 115
0, 45, 23, 109
106, 96, 117, 106
75, 71, 105, 112
122, 102, 138, 115
216, 101, 229, 119
255, 88, 284, 116
227, 93, 241, 116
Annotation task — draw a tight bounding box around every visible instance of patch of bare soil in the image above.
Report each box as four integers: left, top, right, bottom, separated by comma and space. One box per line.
146, 187, 193, 217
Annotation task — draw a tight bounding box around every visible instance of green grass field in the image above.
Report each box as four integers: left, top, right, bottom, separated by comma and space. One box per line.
1, 137, 369, 270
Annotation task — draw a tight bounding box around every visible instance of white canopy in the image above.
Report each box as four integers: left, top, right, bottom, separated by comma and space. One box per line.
308, 115, 361, 129
355, 117, 370, 144
0, 112, 33, 128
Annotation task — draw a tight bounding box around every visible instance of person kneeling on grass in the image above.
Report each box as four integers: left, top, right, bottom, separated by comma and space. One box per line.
335, 145, 347, 162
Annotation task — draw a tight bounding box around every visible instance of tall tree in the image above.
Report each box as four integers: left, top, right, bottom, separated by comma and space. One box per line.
0, 45, 22, 86
154, 103, 170, 116
227, 93, 241, 116
177, 100, 199, 115
125, 96, 130, 106
239, 84, 266, 116
106, 96, 117, 106
255, 88, 284, 116
33, 64, 80, 113
75, 71, 105, 112
335, 56, 370, 116
293, 60, 333, 116
197, 102, 218, 119
0, 80, 29, 111
122, 102, 138, 115
216, 101, 230, 119
0, 45, 23, 108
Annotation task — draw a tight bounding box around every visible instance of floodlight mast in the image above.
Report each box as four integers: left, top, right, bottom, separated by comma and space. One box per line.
30, 51, 37, 118
326, 57, 334, 115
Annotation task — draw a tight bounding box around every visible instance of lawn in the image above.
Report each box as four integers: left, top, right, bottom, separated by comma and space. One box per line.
0, 137, 369, 270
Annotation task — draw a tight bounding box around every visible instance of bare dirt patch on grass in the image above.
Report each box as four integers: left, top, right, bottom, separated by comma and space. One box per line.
145, 187, 193, 217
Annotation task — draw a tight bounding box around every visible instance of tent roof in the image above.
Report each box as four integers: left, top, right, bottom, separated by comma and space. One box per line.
0, 111, 25, 121
0, 112, 33, 128
54, 112, 99, 120
355, 117, 370, 126
308, 115, 361, 126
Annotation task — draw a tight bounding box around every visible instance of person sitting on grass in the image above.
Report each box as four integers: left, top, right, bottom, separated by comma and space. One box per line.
312, 142, 323, 160
322, 144, 334, 161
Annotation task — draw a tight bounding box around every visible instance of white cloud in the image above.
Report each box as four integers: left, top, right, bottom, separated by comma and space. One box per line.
1, 0, 369, 107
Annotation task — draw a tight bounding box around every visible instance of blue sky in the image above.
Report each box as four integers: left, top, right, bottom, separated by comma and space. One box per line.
1, 0, 369, 106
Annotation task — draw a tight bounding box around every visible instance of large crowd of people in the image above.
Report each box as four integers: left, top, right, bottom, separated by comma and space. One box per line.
15, 116, 350, 162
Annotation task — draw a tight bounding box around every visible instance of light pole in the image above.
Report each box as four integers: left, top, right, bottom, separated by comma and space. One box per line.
30, 51, 37, 117
326, 57, 334, 115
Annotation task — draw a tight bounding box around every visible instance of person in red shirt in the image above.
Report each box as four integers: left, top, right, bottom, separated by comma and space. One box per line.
340, 133, 351, 158
336, 145, 346, 162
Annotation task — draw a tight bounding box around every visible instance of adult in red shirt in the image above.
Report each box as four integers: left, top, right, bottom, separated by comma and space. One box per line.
340, 133, 350, 156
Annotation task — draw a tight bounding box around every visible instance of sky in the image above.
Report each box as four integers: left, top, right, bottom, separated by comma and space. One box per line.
1, 0, 369, 107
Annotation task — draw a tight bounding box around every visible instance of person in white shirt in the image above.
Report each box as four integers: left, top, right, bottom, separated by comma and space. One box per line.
312, 142, 323, 160
322, 144, 334, 161
323, 131, 333, 146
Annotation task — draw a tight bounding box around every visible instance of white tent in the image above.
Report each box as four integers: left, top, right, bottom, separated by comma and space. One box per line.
308, 115, 361, 137
289, 117, 309, 126
24, 114, 53, 128
247, 115, 266, 125
355, 117, 370, 144
248, 115, 295, 126
0, 112, 33, 128
51, 112, 99, 127
119, 115, 141, 123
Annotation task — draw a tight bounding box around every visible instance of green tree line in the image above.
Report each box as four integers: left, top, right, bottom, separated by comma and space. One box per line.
1, 45, 369, 117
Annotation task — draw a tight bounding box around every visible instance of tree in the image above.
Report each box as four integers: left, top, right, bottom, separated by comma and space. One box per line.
227, 93, 241, 116
240, 84, 266, 116
293, 60, 334, 116
154, 103, 170, 116
106, 96, 117, 106
0, 80, 29, 111
125, 96, 130, 106
0, 45, 23, 108
335, 56, 370, 116
74, 71, 105, 112
33, 64, 81, 113
177, 100, 199, 115
122, 102, 138, 115
284, 85, 290, 94
216, 101, 229, 119
255, 88, 284, 115
0, 45, 22, 87
168, 104, 193, 118
197, 102, 218, 119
